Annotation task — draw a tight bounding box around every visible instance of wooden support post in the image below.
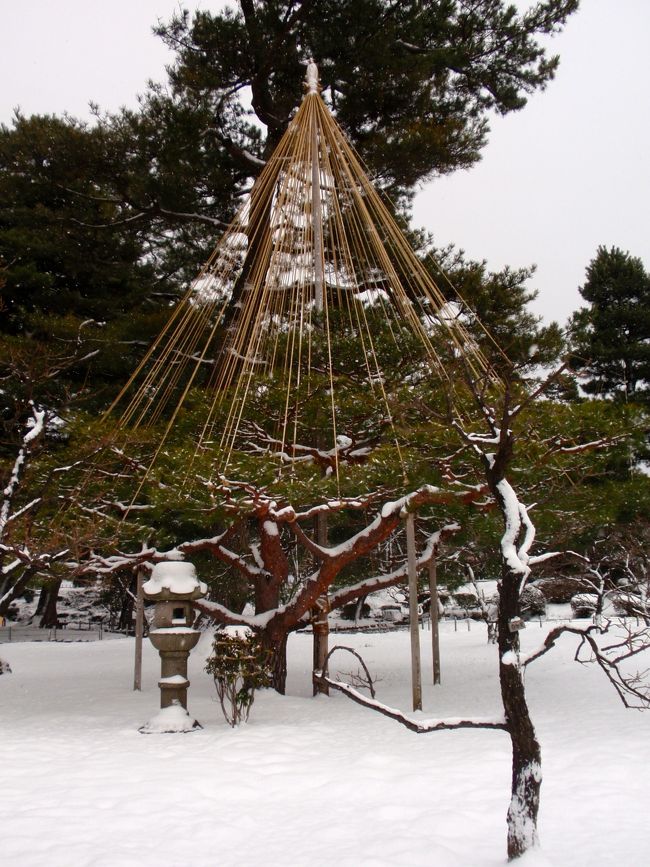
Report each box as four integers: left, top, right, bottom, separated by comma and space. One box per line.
313, 510, 329, 695
133, 568, 144, 691
429, 551, 441, 685
406, 512, 422, 711
312, 594, 330, 696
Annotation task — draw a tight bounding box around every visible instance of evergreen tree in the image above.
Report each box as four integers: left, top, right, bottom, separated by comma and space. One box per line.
36, 0, 577, 289
1, 2, 580, 320
569, 246, 650, 404
0, 116, 184, 417
427, 245, 565, 374
155, 0, 578, 200
0, 114, 158, 335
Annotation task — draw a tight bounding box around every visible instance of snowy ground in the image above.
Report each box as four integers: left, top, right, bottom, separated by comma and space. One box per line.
1, 622, 649, 867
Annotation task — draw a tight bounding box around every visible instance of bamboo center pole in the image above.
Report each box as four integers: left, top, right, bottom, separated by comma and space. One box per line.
311, 101, 324, 313
309, 63, 329, 691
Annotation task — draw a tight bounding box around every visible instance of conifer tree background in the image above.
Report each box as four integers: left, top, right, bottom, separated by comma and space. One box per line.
1, 0, 580, 333
570, 246, 650, 404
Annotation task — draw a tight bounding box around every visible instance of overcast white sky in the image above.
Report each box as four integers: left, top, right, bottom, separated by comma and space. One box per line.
2, 0, 649, 326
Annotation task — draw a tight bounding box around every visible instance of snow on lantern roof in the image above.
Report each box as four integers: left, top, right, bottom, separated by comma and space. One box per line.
143, 560, 207, 600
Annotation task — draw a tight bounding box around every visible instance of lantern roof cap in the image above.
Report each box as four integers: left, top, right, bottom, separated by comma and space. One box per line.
143, 560, 207, 601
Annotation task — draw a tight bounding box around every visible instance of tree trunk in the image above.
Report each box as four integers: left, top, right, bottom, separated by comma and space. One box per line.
0, 568, 34, 618
34, 585, 48, 618
39, 579, 62, 628
262, 628, 289, 694
428, 555, 441, 684
354, 594, 367, 627
498, 569, 542, 861
117, 576, 136, 632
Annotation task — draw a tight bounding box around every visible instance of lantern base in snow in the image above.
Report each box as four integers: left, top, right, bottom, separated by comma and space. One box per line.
139, 700, 203, 734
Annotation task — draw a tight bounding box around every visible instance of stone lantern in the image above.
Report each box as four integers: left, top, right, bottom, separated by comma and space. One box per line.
139, 560, 207, 734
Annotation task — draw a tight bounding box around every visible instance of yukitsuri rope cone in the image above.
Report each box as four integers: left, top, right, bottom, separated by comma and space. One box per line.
108, 61, 501, 492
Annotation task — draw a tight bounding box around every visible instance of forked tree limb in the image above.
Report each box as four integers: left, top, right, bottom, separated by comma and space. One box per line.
322, 645, 378, 698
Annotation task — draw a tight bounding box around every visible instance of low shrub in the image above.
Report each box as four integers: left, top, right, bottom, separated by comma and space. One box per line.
205, 627, 272, 727
533, 577, 589, 604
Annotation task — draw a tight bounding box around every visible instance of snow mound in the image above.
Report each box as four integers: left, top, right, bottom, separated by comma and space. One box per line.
138, 701, 202, 734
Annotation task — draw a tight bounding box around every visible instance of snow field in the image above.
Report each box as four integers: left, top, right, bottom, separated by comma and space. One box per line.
1, 622, 649, 867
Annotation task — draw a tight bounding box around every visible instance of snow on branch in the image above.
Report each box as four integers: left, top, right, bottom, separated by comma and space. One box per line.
328, 522, 460, 611
4, 497, 42, 525
276, 488, 473, 629
0, 547, 69, 609
100, 500, 154, 514
87, 528, 254, 578
194, 598, 278, 629
1, 558, 22, 577
543, 434, 628, 456
157, 206, 228, 227
291, 492, 381, 521
314, 675, 507, 733
496, 478, 530, 578
0, 405, 46, 542
240, 422, 377, 471
87, 485, 470, 638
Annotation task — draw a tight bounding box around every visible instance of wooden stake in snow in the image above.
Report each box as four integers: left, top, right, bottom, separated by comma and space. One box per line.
429, 552, 441, 685
406, 512, 422, 711
312, 505, 330, 696
133, 567, 145, 691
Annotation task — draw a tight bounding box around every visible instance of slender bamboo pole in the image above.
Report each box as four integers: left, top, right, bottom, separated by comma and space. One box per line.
406, 512, 422, 711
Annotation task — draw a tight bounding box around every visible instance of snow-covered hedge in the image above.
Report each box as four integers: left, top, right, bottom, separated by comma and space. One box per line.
570, 593, 598, 618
